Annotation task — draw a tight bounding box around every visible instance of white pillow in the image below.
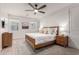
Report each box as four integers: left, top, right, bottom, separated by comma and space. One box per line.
43, 28, 48, 34
48, 28, 57, 34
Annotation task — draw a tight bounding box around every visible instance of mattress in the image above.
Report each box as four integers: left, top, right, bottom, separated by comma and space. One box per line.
26, 33, 56, 45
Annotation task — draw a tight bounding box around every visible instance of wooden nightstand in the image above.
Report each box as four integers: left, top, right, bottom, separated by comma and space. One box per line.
56, 35, 68, 47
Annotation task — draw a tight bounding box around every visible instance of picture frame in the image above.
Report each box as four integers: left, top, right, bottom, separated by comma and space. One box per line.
2, 20, 5, 28
22, 22, 29, 29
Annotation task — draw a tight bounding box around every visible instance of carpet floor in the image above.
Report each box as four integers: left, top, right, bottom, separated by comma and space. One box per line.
0, 38, 79, 55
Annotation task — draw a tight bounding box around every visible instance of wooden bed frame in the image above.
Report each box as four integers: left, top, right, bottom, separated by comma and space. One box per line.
25, 26, 59, 49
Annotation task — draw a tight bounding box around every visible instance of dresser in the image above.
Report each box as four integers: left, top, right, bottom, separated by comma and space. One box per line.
56, 35, 68, 47
2, 32, 12, 49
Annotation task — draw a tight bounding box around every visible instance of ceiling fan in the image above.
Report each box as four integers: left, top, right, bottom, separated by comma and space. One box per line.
25, 3, 47, 15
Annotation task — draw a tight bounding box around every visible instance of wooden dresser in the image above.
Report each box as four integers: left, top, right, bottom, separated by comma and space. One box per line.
56, 35, 68, 47
2, 32, 12, 49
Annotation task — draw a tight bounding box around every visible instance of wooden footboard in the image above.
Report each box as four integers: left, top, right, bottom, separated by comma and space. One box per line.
25, 35, 35, 48
25, 35, 55, 49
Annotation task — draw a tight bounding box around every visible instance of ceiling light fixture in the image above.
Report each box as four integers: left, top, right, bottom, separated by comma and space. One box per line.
34, 9, 38, 13
25, 3, 46, 15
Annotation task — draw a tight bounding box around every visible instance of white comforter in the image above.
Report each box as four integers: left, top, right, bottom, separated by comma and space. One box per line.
26, 33, 56, 45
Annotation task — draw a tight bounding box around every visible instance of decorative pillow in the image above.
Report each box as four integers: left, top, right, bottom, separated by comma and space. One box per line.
54, 28, 57, 34
39, 27, 57, 34
48, 28, 57, 34
43, 28, 48, 34
39, 29, 44, 33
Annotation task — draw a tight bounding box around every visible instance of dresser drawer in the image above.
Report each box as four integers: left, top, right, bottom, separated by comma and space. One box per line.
2, 32, 12, 48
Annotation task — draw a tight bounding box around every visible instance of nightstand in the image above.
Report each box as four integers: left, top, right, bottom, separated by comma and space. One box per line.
56, 35, 68, 47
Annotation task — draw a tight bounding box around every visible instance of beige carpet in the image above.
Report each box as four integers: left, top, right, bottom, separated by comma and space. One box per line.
0, 38, 79, 55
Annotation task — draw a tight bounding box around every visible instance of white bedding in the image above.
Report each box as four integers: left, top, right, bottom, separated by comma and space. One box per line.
26, 33, 56, 45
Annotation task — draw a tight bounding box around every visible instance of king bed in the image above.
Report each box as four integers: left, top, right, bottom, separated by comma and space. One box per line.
25, 26, 59, 49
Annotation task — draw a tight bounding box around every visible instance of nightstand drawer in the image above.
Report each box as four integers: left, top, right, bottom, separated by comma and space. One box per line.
56, 40, 64, 44
56, 36, 68, 47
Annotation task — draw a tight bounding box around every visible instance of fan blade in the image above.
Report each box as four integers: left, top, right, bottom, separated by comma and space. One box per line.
38, 11, 45, 14
28, 3, 35, 9
38, 5, 46, 10
25, 10, 33, 11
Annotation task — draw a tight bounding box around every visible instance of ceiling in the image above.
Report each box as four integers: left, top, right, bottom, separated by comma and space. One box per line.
0, 3, 71, 19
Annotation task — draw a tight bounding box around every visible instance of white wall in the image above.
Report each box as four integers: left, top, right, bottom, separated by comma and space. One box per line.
8, 15, 40, 39
40, 8, 69, 35
0, 15, 40, 39
69, 5, 79, 49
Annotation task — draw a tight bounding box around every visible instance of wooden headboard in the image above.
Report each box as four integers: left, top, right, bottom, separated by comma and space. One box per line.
43, 26, 59, 35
